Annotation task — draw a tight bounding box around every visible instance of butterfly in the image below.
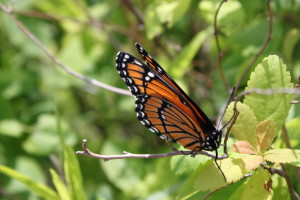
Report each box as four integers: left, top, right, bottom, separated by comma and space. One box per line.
116, 43, 225, 177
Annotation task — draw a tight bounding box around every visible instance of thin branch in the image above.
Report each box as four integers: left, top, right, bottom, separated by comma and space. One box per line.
281, 125, 300, 185
76, 139, 228, 160
223, 106, 239, 156
280, 164, 300, 200
261, 164, 300, 199
235, 0, 273, 91
213, 0, 230, 90
0, 4, 131, 96
120, 0, 144, 25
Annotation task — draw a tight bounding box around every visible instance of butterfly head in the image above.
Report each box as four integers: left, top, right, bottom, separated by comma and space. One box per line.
201, 129, 222, 151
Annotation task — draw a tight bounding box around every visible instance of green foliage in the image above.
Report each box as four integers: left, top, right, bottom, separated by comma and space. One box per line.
244, 55, 294, 134
0, 0, 299, 199
0, 165, 58, 200
0, 146, 86, 200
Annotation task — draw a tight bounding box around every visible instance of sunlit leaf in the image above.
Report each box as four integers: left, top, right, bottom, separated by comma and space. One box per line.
192, 155, 263, 192
225, 102, 258, 148
244, 55, 294, 135
264, 149, 300, 163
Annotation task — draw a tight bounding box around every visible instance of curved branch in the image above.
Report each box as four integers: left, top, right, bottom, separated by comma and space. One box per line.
235, 0, 273, 90
0, 4, 131, 96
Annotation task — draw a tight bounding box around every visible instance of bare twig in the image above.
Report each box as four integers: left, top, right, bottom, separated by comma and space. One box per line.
76, 139, 227, 160
120, 0, 144, 25
213, 0, 230, 90
235, 0, 273, 91
0, 4, 131, 96
223, 107, 239, 156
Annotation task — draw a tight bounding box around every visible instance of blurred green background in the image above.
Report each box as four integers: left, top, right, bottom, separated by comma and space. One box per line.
0, 0, 299, 199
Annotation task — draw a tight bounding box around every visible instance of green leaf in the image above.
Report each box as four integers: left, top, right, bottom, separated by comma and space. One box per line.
179, 155, 263, 194
241, 168, 273, 200
0, 119, 25, 137
244, 55, 294, 135
217, 155, 263, 184
169, 28, 212, 79
145, 0, 191, 39
177, 161, 212, 200
64, 146, 86, 200
255, 120, 275, 153
264, 149, 300, 163
0, 165, 58, 200
50, 169, 71, 200
170, 154, 210, 175
225, 102, 258, 148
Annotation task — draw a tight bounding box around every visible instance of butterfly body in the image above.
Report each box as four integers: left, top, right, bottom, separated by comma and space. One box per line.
116, 43, 222, 152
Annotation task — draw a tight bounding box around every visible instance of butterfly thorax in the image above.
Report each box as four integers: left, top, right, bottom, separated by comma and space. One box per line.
200, 129, 222, 151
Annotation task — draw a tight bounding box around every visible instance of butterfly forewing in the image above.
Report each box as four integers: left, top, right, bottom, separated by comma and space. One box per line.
116, 44, 221, 151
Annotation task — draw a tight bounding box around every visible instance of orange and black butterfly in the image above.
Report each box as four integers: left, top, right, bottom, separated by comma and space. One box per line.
116, 43, 222, 155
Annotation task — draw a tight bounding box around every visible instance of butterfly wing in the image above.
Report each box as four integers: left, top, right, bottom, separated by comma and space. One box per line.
116, 44, 221, 151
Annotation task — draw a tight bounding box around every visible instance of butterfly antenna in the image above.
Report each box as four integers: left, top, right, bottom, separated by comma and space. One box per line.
215, 149, 227, 182
217, 87, 236, 130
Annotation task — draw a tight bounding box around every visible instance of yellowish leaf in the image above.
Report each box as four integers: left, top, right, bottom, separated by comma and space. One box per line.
194, 155, 264, 191
264, 149, 300, 163
256, 120, 275, 153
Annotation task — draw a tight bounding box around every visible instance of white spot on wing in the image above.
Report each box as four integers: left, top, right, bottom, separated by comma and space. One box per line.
148, 72, 155, 77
